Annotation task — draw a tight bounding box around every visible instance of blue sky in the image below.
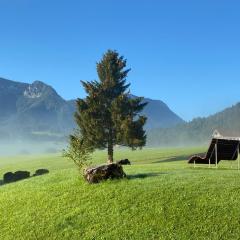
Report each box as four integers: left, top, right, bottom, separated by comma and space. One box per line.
0, 0, 240, 121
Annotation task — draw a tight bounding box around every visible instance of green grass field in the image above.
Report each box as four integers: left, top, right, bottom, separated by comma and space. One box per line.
1, 147, 240, 240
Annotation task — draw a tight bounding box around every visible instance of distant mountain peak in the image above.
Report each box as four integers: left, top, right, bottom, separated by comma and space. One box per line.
126, 93, 184, 129
23, 80, 60, 100
24, 82, 43, 99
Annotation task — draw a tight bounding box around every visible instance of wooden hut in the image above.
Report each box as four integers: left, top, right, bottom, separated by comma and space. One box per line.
188, 136, 240, 169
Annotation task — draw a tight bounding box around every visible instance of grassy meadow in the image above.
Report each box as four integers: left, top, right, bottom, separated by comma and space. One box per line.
1, 147, 240, 239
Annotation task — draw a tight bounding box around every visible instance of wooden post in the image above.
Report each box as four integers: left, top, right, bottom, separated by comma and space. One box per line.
209, 157, 210, 168
194, 160, 196, 168
215, 143, 218, 169
238, 145, 240, 171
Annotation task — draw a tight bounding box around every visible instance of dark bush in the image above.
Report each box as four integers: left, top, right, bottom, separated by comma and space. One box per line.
13, 171, 30, 181
3, 172, 15, 183
3, 171, 30, 183
33, 169, 49, 176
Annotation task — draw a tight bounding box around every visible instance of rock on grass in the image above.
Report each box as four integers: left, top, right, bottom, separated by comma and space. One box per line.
84, 163, 126, 184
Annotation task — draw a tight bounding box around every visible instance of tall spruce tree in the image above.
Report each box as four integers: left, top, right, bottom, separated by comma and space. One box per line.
75, 50, 147, 163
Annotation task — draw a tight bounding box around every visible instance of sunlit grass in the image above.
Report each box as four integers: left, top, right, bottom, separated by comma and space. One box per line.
1, 147, 240, 239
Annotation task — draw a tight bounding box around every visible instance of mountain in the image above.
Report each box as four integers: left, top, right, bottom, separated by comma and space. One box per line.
2, 77, 239, 149
0, 78, 184, 142
141, 97, 184, 129
147, 103, 240, 146
0, 78, 75, 141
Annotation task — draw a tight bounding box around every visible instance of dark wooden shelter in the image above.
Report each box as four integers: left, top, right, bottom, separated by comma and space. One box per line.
188, 137, 240, 168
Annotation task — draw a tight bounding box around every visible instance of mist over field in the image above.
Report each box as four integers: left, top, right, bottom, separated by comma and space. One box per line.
0, 139, 66, 156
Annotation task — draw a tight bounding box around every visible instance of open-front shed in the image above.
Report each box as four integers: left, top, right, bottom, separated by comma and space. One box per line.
188, 136, 240, 169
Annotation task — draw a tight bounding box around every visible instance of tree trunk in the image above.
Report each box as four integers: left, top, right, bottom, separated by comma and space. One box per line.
107, 127, 114, 163
108, 142, 113, 163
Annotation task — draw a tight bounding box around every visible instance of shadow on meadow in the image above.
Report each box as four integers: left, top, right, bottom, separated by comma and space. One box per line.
127, 172, 169, 179
153, 152, 205, 164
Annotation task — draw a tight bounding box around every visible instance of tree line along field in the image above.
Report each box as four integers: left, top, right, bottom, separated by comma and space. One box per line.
1, 147, 240, 239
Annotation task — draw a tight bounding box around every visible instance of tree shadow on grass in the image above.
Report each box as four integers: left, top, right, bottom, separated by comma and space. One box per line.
0, 180, 4, 186
127, 172, 169, 179
153, 152, 205, 164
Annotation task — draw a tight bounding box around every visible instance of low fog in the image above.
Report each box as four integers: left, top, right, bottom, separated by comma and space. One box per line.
0, 140, 67, 156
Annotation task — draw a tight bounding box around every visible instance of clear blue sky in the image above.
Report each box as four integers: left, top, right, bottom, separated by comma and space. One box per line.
0, 0, 240, 121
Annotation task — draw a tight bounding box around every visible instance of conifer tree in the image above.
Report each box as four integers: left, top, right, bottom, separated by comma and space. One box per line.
75, 50, 147, 163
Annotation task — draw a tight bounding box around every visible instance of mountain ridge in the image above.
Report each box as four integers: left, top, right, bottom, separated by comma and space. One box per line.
0, 77, 184, 141
147, 102, 240, 146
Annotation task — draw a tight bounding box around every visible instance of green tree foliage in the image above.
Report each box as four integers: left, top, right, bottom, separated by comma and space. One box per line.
75, 50, 147, 163
63, 131, 93, 171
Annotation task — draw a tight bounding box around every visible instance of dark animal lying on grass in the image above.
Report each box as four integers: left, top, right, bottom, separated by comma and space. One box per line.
33, 169, 49, 176
116, 159, 131, 165
3, 171, 30, 183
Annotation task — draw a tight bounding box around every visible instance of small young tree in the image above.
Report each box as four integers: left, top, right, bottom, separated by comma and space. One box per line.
63, 131, 93, 171
75, 50, 147, 163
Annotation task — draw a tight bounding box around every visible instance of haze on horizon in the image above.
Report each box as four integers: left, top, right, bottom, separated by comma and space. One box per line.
0, 0, 240, 121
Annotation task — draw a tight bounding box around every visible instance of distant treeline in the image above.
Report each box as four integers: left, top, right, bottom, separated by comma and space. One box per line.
147, 102, 240, 146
